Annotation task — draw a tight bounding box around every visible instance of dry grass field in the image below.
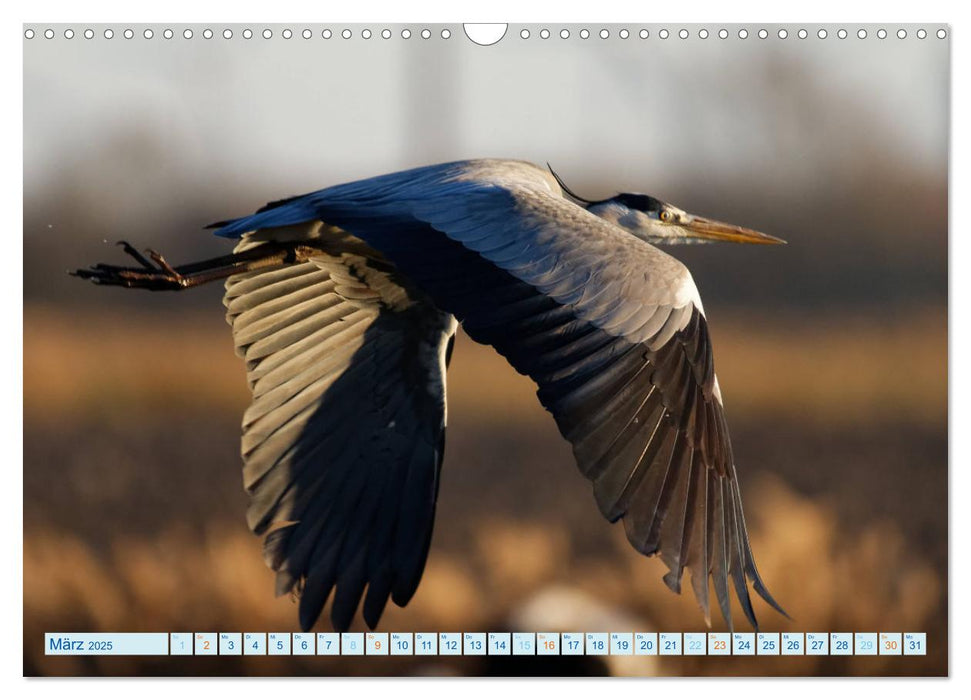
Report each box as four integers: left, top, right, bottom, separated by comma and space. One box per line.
23, 302, 946, 676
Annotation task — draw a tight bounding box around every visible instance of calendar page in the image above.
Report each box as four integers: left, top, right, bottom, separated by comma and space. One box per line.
23, 17, 948, 678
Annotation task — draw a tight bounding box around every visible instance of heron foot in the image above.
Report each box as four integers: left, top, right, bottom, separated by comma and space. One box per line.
71, 241, 188, 290
72, 240, 319, 292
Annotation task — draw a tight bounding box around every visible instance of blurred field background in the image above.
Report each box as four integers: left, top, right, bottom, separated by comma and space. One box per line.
23, 24, 947, 676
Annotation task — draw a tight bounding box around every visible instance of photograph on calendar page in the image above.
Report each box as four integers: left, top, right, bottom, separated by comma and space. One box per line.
23, 21, 947, 677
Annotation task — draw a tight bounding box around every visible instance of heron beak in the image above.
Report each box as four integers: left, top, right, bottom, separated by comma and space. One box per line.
682, 216, 787, 245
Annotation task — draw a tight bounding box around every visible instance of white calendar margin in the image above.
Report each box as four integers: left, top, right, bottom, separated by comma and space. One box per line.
6, 0, 963, 698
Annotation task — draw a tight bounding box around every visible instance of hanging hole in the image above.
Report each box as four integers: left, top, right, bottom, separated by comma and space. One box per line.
463, 24, 506, 46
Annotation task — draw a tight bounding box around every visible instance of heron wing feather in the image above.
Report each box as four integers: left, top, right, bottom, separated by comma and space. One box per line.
224, 243, 455, 632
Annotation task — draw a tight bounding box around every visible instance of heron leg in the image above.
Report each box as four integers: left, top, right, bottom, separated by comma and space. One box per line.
72, 241, 320, 291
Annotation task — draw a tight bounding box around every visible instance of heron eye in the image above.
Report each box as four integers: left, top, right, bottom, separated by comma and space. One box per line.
659, 210, 672, 222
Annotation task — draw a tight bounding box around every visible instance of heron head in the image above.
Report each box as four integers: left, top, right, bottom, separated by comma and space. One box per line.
548, 165, 786, 246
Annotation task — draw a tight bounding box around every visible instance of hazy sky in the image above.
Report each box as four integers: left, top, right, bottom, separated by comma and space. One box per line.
24, 23, 948, 200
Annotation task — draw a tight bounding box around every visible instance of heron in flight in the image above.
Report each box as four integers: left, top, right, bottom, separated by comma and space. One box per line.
74, 159, 787, 633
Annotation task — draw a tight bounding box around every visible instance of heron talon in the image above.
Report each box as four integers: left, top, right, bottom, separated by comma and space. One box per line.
115, 241, 158, 271
146, 248, 181, 279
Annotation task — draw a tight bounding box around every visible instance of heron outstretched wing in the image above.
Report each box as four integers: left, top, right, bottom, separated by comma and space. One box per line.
214, 158, 784, 630
224, 227, 456, 631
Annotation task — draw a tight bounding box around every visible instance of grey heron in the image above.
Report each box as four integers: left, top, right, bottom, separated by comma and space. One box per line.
74, 158, 787, 633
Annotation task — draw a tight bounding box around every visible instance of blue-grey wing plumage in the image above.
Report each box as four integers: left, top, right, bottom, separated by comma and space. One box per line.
224, 227, 455, 631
